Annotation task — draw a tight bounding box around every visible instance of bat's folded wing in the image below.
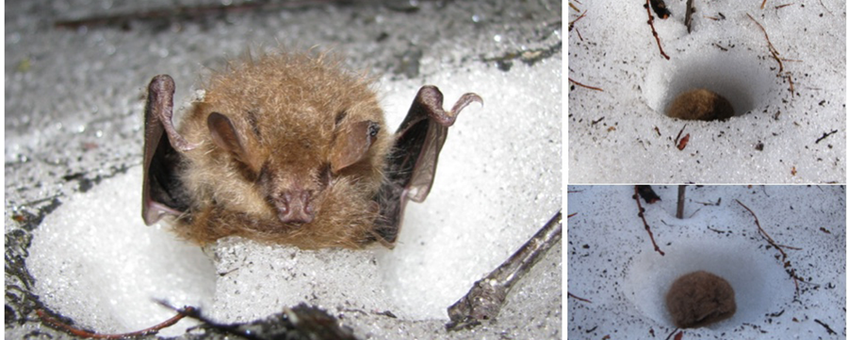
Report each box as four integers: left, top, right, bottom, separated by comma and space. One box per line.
142, 75, 195, 225
373, 86, 481, 244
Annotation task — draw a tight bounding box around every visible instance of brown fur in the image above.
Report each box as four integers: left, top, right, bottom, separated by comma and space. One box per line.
665, 271, 737, 328
666, 89, 735, 121
173, 52, 391, 249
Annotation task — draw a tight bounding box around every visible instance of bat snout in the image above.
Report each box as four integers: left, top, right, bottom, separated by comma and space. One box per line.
274, 190, 316, 224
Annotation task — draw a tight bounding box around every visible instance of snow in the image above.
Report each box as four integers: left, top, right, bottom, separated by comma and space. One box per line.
567, 185, 845, 339
568, 1, 846, 183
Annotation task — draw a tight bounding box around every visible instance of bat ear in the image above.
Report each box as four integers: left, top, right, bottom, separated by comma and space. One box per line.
207, 112, 249, 159
331, 120, 380, 173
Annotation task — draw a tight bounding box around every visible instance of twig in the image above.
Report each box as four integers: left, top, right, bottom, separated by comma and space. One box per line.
54, 1, 344, 29
734, 200, 787, 259
674, 124, 687, 144
735, 199, 804, 298
761, 0, 767, 9
676, 185, 686, 219
569, 77, 604, 91
447, 211, 562, 331
591, 117, 605, 125
569, 11, 587, 32
819, 0, 832, 15
747, 14, 784, 73
634, 186, 664, 255
814, 319, 837, 335
163, 301, 357, 340
568, 292, 592, 303
37, 307, 194, 339
664, 328, 681, 340
747, 13, 799, 97
645, 0, 670, 59
684, 0, 695, 33
815, 130, 838, 144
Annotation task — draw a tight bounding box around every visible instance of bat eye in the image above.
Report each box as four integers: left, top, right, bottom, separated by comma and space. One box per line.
368, 122, 380, 137
334, 110, 347, 126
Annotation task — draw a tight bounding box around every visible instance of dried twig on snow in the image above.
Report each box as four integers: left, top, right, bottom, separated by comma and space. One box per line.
568, 292, 592, 303
446, 211, 562, 331
37, 306, 195, 339
634, 186, 665, 255
569, 77, 604, 91
684, 0, 695, 33
735, 199, 807, 298
747, 13, 798, 97
747, 14, 784, 72
645, 0, 670, 59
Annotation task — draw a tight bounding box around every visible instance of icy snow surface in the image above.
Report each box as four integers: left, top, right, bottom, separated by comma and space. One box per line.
568, 1, 846, 183
6, 1, 561, 339
567, 185, 845, 339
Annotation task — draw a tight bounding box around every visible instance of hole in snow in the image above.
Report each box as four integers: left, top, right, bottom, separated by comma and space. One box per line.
623, 234, 793, 331
644, 49, 776, 120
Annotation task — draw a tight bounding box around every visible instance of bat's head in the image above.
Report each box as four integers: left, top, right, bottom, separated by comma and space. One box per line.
182, 52, 390, 229
202, 108, 386, 227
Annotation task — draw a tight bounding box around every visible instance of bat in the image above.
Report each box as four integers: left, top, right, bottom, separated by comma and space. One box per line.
665, 271, 736, 328
142, 52, 481, 249
666, 88, 734, 121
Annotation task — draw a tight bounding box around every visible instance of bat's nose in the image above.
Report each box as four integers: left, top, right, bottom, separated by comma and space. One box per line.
276, 190, 315, 224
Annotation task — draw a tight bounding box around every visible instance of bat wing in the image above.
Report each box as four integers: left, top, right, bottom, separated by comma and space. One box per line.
373, 86, 482, 244
142, 75, 196, 225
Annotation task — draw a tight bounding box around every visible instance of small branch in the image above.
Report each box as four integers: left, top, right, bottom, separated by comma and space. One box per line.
674, 124, 688, 145
634, 186, 664, 256
37, 307, 194, 339
818, 0, 832, 15
645, 0, 670, 59
569, 2, 580, 12
747, 13, 800, 98
54, 1, 343, 29
447, 211, 562, 331
568, 292, 592, 303
568, 77, 604, 91
735, 199, 805, 298
569, 11, 587, 32
747, 14, 784, 73
735, 200, 786, 259
676, 185, 686, 219
814, 319, 837, 335
815, 130, 838, 144
684, 0, 695, 33
664, 328, 681, 340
